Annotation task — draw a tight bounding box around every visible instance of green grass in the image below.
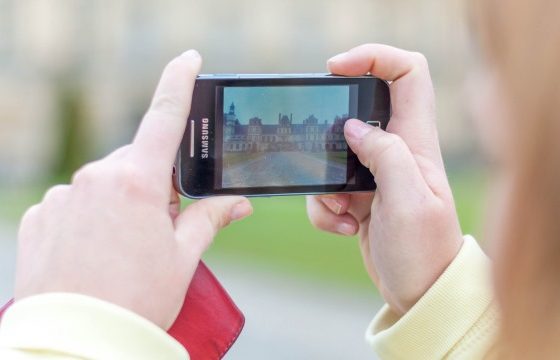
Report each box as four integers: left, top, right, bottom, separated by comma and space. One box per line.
0, 169, 488, 290
448, 171, 488, 239
0, 184, 51, 224
203, 169, 489, 290
204, 195, 374, 289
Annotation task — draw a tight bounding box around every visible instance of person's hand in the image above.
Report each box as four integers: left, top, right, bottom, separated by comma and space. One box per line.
307, 44, 463, 316
14, 50, 253, 329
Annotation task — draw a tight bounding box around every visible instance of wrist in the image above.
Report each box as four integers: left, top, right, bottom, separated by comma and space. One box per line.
383, 235, 465, 316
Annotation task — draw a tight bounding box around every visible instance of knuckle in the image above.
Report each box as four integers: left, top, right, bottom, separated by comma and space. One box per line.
72, 162, 99, 185
307, 205, 334, 232
203, 203, 230, 231
112, 162, 146, 194
377, 133, 404, 154
409, 51, 429, 69
19, 204, 40, 229
184, 205, 223, 250
149, 93, 184, 118
306, 210, 321, 228
306, 199, 321, 226
106, 144, 132, 160
358, 43, 378, 53
42, 185, 70, 204
362, 132, 404, 170
312, 217, 330, 231
308, 214, 322, 230
183, 198, 237, 229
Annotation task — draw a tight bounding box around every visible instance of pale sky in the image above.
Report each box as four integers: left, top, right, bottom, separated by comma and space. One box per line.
223, 85, 350, 125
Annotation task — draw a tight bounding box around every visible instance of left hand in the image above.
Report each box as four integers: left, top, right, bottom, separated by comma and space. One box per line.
14, 50, 253, 329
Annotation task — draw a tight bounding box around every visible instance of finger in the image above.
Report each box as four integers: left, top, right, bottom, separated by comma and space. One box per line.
174, 196, 252, 259
346, 192, 375, 224
72, 145, 133, 185
18, 204, 42, 238
315, 194, 351, 215
328, 43, 426, 81
306, 196, 358, 236
327, 44, 443, 168
344, 119, 431, 203
103, 144, 133, 162
41, 185, 71, 205
317, 192, 376, 225
132, 50, 202, 179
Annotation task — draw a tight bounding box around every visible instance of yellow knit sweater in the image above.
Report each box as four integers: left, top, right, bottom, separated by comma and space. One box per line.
0, 236, 496, 359
367, 236, 498, 359
0, 294, 188, 359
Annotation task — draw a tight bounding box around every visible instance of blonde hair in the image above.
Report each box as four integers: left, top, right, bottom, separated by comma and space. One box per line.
473, 0, 560, 358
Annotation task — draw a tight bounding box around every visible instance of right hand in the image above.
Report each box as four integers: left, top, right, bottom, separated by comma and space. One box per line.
307, 44, 464, 315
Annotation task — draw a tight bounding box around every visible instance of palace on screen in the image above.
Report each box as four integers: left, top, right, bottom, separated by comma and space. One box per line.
224, 103, 348, 152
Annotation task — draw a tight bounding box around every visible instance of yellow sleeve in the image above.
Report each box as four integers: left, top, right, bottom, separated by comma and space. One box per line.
366, 235, 499, 360
0, 293, 189, 359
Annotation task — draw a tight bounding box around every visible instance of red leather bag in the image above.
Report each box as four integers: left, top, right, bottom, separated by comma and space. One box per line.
0, 261, 244, 360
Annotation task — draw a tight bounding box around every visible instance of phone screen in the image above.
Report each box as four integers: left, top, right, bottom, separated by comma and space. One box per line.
217, 85, 359, 189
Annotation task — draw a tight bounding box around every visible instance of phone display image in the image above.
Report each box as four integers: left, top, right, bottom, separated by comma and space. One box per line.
220, 85, 357, 189
174, 74, 390, 197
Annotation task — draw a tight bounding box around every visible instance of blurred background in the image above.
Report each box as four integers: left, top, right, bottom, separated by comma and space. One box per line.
0, 0, 487, 358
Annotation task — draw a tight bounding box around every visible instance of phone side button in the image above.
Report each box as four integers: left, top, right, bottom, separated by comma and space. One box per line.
190, 120, 195, 158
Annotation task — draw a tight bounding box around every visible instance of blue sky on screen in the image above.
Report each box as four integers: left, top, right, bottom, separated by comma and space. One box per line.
223, 85, 350, 125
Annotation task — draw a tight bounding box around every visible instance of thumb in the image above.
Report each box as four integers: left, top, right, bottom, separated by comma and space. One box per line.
174, 196, 253, 259
344, 119, 430, 203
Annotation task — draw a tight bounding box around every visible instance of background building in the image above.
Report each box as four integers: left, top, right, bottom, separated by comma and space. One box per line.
0, 0, 478, 185
224, 102, 347, 153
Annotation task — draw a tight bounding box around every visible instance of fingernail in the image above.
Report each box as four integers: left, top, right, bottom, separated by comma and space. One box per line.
230, 201, 252, 221
181, 49, 201, 59
327, 52, 348, 64
337, 222, 357, 236
345, 119, 373, 141
322, 197, 343, 215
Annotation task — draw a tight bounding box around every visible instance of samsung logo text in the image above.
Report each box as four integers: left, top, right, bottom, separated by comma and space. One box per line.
201, 118, 209, 159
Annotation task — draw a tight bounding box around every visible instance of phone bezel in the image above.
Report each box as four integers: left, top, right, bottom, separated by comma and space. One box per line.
174, 74, 391, 198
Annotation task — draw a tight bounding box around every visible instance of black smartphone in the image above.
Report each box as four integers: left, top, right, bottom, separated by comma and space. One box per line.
173, 74, 391, 198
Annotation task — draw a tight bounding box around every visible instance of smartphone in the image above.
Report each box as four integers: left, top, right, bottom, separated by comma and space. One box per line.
173, 74, 391, 198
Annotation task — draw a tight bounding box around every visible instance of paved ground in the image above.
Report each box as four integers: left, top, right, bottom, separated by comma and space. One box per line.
223, 151, 347, 188
205, 258, 382, 359
0, 224, 382, 359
